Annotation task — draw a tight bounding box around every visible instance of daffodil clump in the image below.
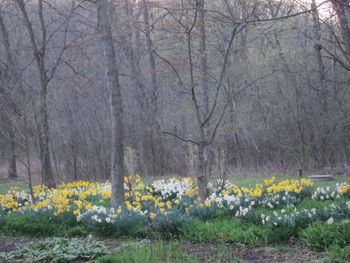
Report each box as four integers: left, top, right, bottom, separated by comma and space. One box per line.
311, 183, 350, 201
261, 201, 350, 228
0, 176, 349, 232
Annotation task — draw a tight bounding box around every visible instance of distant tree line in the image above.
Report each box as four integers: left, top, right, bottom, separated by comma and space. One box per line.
0, 0, 349, 203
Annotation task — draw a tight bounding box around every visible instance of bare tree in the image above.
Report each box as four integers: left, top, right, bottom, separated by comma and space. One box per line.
96, 0, 126, 208
0, 9, 18, 179
16, 0, 56, 187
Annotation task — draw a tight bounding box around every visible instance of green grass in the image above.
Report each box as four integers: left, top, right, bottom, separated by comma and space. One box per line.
300, 221, 350, 249
1, 213, 84, 237
297, 197, 348, 209
228, 175, 348, 188
0, 182, 27, 194
96, 241, 245, 263
180, 218, 269, 245
328, 244, 350, 263
96, 241, 197, 263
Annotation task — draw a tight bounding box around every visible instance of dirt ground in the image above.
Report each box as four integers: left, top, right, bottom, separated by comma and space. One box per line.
183, 242, 325, 263
0, 235, 327, 263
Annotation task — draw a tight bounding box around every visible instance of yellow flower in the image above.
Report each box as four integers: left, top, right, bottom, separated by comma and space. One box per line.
149, 212, 156, 220
264, 176, 275, 186
125, 201, 132, 210
73, 209, 80, 215
204, 200, 212, 207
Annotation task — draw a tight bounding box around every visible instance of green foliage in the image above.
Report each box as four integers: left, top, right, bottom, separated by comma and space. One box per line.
298, 197, 346, 209
300, 221, 350, 249
65, 225, 88, 237
151, 209, 189, 238
96, 241, 196, 263
85, 210, 148, 238
180, 219, 267, 245
188, 204, 220, 221
0, 183, 27, 195
328, 244, 350, 263
2, 211, 83, 237
0, 237, 109, 262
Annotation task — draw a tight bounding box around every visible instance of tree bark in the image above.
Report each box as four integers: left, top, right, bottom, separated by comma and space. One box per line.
16, 0, 55, 188
142, 0, 164, 176
197, 0, 209, 201
96, 0, 125, 208
0, 10, 18, 179
331, 0, 350, 67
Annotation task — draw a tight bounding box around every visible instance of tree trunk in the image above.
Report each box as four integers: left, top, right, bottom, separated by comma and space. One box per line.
8, 120, 17, 179
197, 142, 208, 201
331, 0, 350, 67
142, 0, 163, 176
198, 0, 209, 115
96, 0, 125, 208
0, 11, 18, 179
16, 0, 56, 188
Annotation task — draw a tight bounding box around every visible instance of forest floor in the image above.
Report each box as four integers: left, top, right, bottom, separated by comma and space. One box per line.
0, 234, 327, 263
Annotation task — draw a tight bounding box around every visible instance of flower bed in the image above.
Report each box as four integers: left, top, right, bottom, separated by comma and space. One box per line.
0, 176, 349, 237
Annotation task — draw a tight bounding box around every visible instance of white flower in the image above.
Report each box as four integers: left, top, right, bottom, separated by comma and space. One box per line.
77, 214, 82, 222
326, 217, 334, 224
346, 201, 350, 209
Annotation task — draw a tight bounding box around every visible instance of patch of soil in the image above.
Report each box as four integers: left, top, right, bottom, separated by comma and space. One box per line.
183, 242, 325, 263
0, 236, 37, 253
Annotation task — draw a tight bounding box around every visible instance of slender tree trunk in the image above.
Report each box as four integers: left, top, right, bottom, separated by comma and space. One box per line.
8, 120, 17, 179
312, 0, 329, 167
16, 0, 55, 188
198, 0, 209, 115
142, 0, 163, 176
24, 111, 34, 201
96, 0, 125, 208
197, 0, 209, 200
197, 141, 208, 200
331, 0, 350, 66
0, 11, 18, 179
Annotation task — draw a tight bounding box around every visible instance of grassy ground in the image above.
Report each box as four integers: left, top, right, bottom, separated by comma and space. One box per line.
0, 175, 347, 195
0, 235, 327, 263
0, 182, 27, 194
229, 175, 349, 188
